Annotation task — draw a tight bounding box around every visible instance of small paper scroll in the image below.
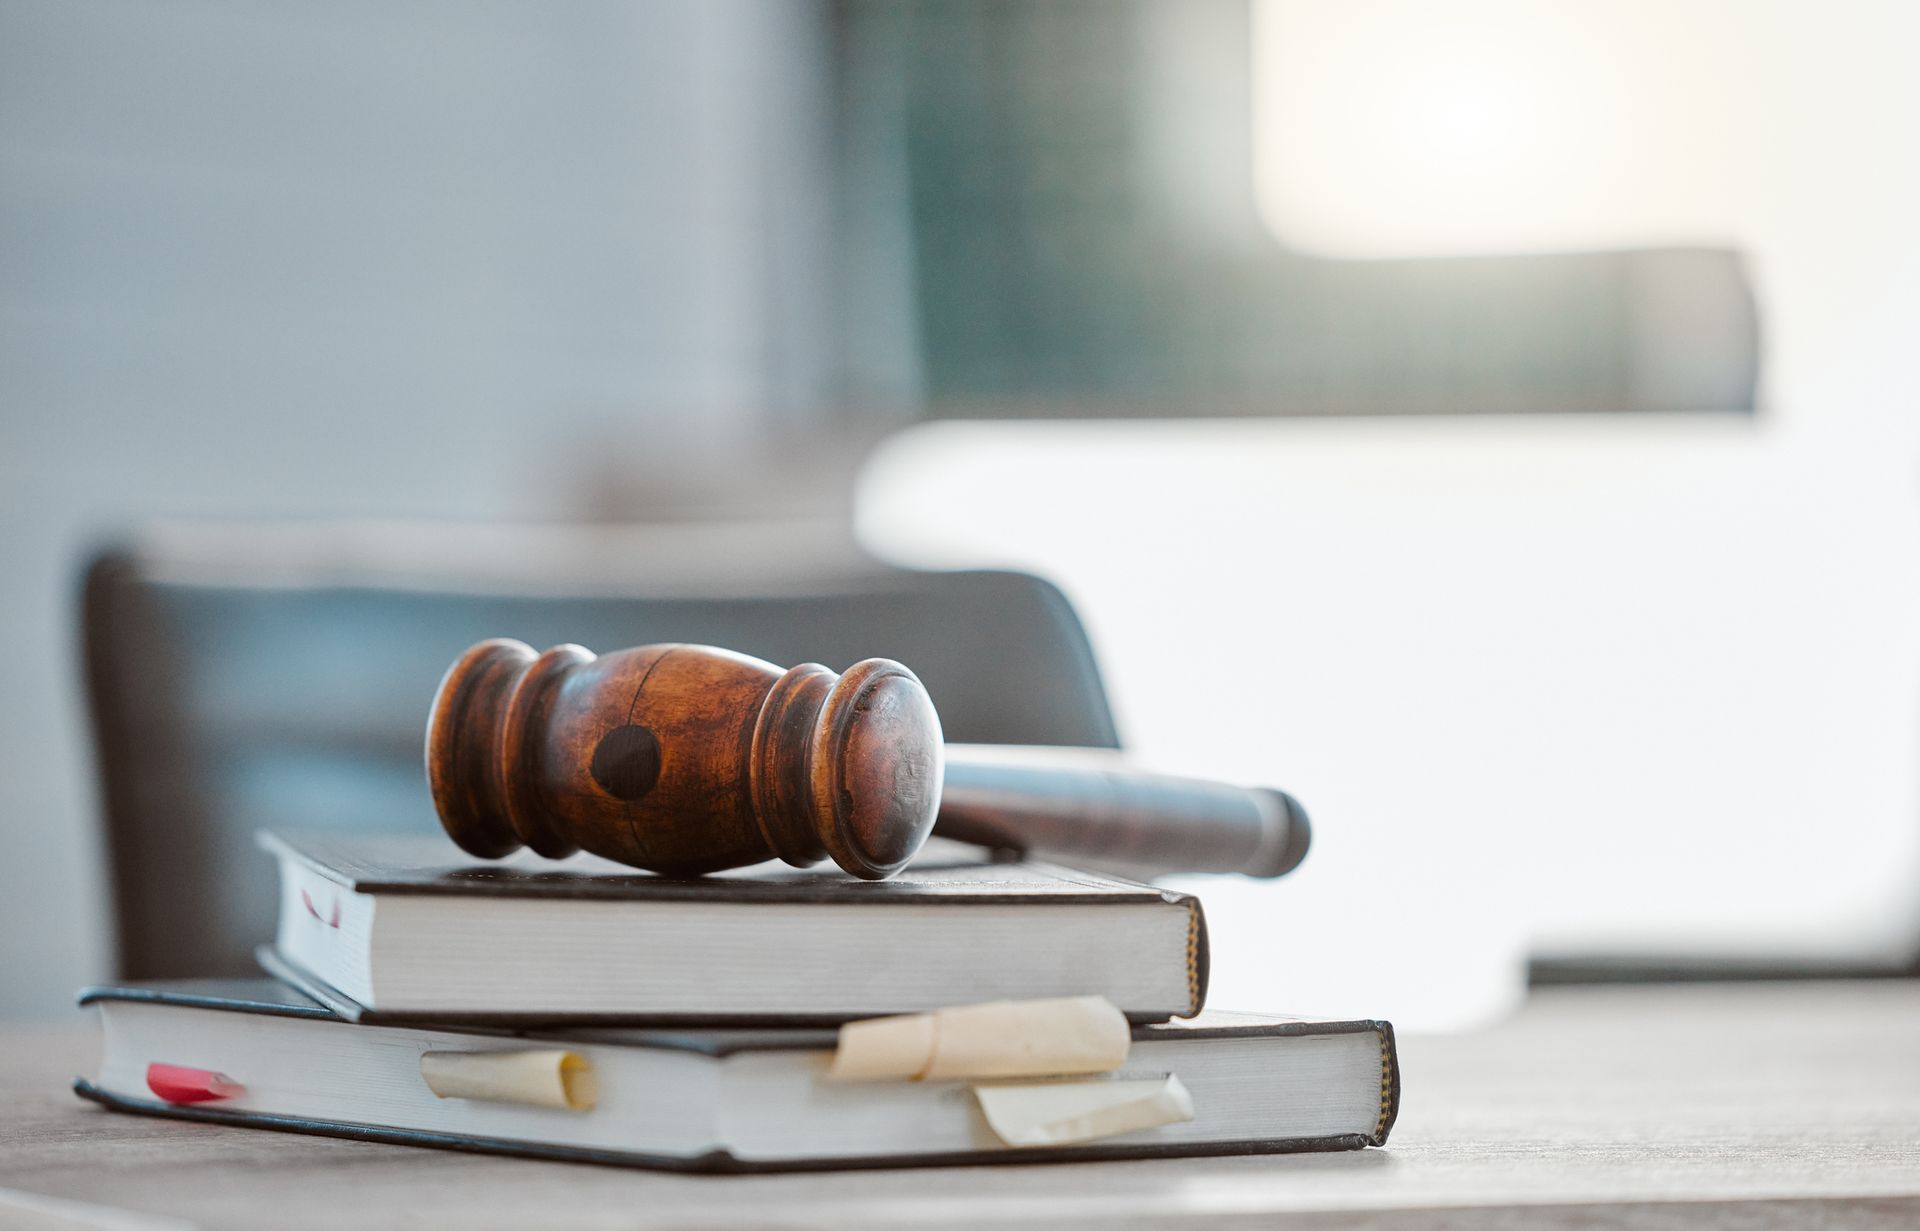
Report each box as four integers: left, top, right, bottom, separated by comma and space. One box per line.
827, 995, 1130, 1083
419, 1049, 597, 1111
974, 1074, 1195, 1147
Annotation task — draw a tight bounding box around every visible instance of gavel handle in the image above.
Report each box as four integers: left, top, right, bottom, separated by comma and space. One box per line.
934, 746, 1311, 879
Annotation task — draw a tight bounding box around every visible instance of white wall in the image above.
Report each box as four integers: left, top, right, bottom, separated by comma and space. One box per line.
858, 0, 1920, 1030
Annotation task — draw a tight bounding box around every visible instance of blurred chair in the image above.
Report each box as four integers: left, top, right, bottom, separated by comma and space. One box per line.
82, 521, 1118, 980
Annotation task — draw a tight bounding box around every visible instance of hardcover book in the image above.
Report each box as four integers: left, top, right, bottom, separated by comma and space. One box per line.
260, 831, 1208, 1024
76, 979, 1399, 1172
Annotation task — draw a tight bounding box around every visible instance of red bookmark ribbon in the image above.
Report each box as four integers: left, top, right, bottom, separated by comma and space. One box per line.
147, 1062, 246, 1104
301, 887, 342, 928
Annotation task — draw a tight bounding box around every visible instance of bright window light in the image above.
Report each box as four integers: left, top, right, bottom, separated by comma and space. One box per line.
1252, 0, 1762, 256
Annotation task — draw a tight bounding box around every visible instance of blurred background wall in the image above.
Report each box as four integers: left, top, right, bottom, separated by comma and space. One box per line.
856, 0, 1920, 1025
1, 0, 856, 1014
4, 0, 1916, 1023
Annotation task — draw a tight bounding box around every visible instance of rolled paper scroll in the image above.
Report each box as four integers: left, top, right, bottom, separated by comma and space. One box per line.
974, 1074, 1195, 1147
827, 995, 1131, 1083
418, 1049, 597, 1111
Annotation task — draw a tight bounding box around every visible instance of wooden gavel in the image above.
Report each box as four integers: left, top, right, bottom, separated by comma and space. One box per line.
427, 640, 1310, 881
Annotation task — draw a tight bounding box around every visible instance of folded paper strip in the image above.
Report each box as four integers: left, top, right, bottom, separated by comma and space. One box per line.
974, 1075, 1196, 1147
827, 995, 1132, 1083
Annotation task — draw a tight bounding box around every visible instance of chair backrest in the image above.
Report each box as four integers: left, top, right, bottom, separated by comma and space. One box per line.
83, 527, 1117, 979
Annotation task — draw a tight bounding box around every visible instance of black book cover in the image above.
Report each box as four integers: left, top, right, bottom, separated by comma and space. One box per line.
75, 979, 1400, 1173
262, 830, 1200, 907
262, 830, 1212, 1021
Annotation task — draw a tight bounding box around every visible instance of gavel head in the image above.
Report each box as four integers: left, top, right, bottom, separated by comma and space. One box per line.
426, 640, 944, 879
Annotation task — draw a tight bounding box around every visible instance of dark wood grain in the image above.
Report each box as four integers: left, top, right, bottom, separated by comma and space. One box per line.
427, 639, 1307, 881
428, 640, 944, 880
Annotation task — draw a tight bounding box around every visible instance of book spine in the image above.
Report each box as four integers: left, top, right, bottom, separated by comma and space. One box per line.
1182, 894, 1210, 1017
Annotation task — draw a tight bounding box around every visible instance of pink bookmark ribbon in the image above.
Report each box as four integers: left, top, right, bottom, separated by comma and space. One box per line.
147, 1062, 245, 1104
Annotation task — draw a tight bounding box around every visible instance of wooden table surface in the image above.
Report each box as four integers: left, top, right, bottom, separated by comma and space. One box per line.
4, 981, 1918, 1230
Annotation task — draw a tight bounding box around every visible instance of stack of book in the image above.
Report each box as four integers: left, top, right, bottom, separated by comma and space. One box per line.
77, 830, 1398, 1170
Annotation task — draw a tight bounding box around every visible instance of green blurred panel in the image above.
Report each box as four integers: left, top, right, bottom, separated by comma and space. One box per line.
837, 0, 1757, 415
